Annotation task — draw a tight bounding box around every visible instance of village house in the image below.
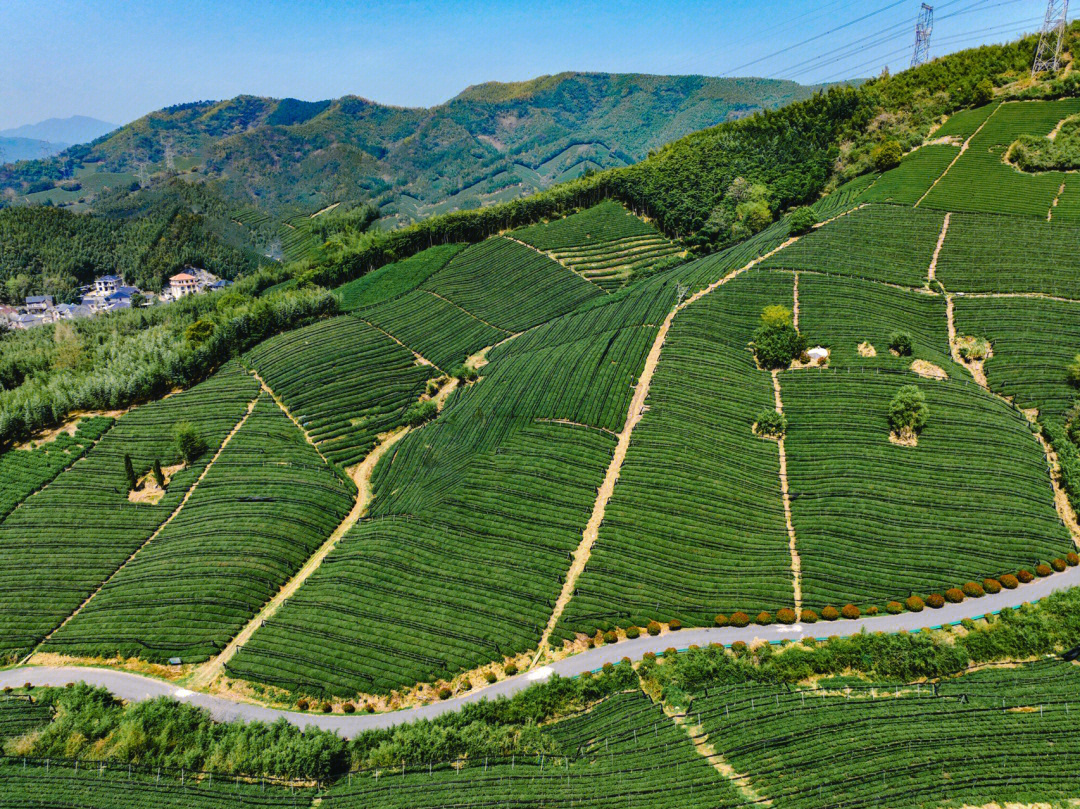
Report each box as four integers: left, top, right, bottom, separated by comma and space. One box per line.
93, 275, 122, 296
24, 294, 54, 313
168, 271, 200, 298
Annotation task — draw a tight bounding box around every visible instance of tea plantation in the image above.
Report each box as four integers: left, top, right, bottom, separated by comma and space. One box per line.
3, 98, 1080, 809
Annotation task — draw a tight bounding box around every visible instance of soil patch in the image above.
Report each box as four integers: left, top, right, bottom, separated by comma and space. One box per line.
858, 341, 877, 357
890, 426, 919, 447
911, 360, 948, 380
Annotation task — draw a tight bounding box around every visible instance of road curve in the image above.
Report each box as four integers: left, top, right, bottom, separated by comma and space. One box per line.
3, 568, 1078, 737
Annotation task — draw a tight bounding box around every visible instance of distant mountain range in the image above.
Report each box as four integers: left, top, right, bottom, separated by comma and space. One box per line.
0, 75, 823, 223
0, 116, 117, 163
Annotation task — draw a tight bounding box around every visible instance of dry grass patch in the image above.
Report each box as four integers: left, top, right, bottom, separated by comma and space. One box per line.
858, 341, 877, 357
911, 360, 948, 380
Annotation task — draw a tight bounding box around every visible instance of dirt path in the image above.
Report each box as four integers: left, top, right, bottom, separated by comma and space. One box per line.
915, 105, 1000, 208
956, 291, 1080, 304
22, 393, 261, 666
928, 212, 951, 283
791, 272, 799, 329
673, 714, 772, 806
771, 371, 801, 614
531, 233, 803, 663
534, 418, 618, 437
189, 423, 413, 690
1049, 181, 1067, 221
945, 292, 990, 388
249, 368, 335, 465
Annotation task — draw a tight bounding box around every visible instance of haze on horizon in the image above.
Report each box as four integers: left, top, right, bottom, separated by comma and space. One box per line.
0, 0, 1063, 132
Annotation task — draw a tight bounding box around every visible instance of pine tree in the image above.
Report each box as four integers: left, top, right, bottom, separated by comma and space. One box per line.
152, 459, 165, 489
123, 453, 137, 492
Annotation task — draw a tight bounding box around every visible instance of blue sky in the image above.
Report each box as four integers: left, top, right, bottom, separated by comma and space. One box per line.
0, 0, 1061, 130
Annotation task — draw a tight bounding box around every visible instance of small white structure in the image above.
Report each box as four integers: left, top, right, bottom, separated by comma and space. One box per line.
93, 275, 122, 295
807, 346, 829, 362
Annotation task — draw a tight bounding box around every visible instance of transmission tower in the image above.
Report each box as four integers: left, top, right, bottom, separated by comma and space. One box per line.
910, 4, 934, 68
1032, 0, 1070, 75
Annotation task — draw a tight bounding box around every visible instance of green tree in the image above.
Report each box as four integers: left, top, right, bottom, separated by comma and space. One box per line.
173, 421, 208, 463
736, 200, 773, 234
184, 318, 215, 347
755, 408, 787, 438
889, 332, 913, 356
403, 399, 438, 428
753, 305, 806, 369
152, 458, 165, 489
1067, 354, 1080, 388
787, 206, 818, 235
129, 291, 146, 309
871, 140, 903, 172
973, 78, 994, 106
889, 385, 929, 436
123, 453, 137, 492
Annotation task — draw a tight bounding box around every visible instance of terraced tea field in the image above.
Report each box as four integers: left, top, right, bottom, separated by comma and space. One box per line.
3, 98, 1080, 727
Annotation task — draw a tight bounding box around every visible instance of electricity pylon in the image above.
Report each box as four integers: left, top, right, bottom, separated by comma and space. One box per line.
911, 4, 934, 68
1032, 0, 1070, 75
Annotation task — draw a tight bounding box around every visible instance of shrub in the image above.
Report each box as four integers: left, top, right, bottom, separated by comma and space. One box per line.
1067, 355, 1080, 388
754, 306, 806, 369
871, 140, 903, 172
1036, 563, 1053, 577
342, 702, 355, 714
962, 582, 985, 598
485, 671, 497, 684
714, 614, 729, 627
1051, 558, 1067, 572
927, 593, 946, 608
152, 459, 165, 489
625, 625, 640, 639
184, 318, 215, 347
1017, 569, 1034, 583
451, 365, 479, 383
754, 408, 787, 438
321, 702, 332, 713
647, 621, 662, 636
999, 573, 1019, 589
889, 332, 913, 357
459, 680, 472, 692
787, 206, 818, 235
643, 652, 657, 663
841, 604, 861, 620
123, 453, 137, 492
776, 608, 797, 624
982, 578, 1002, 594
821, 606, 840, 621
800, 609, 818, 623
886, 601, 903, 614
602, 662, 614, 673
865, 606, 879, 616
945, 588, 965, 604
668, 619, 682, 631
731, 641, 748, 654
403, 399, 438, 428
364, 703, 375, 713
973, 78, 994, 106
296, 698, 309, 711
173, 421, 208, 464
889, 385, 928, 436
438, 688, 452, 700
1067, 552, 1080, 566
905, 595, 925, 612
603, 630, 618, 644
729, 612, 750, 628
504, 662, 518, 676
756, 611, 774, 626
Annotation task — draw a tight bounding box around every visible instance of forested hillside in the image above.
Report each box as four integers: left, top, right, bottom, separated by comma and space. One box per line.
0, 73, 821, 221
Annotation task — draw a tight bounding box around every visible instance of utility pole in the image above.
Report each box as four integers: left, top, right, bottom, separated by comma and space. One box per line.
1032, 0, 1070, 75
911, 4, 934, 68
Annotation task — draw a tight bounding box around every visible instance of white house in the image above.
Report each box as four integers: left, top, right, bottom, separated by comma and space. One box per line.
93, 275, 122, 295
168, 272, 200, 298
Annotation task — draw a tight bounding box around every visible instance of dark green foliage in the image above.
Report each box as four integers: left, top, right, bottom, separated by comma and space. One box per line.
184, 318, 215, 347
172, 421, 207, 463
871, 140, 903, 172
889, 331, 913, 356
755, 408, 786, 437
402, 399, 437, 428
1008, 115, 1080, 172
152, 458, 165, 489
334, 244, 464, 312
753, 305, 805, 369
888, 384, 928, 434
1069, 354, 1080, 388
786, 206, 817, 235
122, 453, 136, 492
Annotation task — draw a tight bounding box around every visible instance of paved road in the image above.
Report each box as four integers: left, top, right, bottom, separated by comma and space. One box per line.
3, 567, 1078, 738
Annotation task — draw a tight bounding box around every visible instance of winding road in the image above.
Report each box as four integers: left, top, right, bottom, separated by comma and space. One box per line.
2, 567, 1078, 737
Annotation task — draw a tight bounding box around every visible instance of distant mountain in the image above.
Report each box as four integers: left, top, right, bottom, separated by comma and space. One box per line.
0, 137, 69, 163
0, 115, 117, 145
0, 74, 823, 223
